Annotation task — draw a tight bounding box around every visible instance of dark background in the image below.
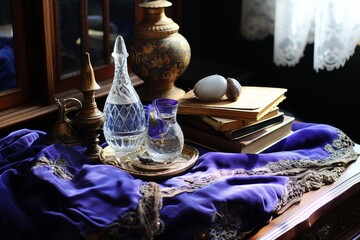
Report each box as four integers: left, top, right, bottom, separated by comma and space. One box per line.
176, 1, 360, 143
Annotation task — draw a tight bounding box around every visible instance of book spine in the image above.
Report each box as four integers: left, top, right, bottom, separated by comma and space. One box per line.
224, 113, 284, 140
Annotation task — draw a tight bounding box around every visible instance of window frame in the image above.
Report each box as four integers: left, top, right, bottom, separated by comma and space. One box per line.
0, 0, 181, 135
0, 0, 31, 111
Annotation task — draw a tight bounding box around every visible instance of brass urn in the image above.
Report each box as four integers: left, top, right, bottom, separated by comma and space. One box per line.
128, 0, 191, 102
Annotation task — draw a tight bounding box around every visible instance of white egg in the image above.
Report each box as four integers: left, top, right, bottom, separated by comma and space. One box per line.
193, 74, 227, 101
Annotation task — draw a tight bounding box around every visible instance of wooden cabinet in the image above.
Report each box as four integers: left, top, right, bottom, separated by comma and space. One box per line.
249, 145, 360, 239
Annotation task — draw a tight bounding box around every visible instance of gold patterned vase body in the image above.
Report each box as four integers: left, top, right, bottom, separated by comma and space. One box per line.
128, 0, 191, 102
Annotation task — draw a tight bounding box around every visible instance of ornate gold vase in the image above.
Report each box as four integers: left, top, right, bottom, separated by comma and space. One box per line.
128, 0, 191, 102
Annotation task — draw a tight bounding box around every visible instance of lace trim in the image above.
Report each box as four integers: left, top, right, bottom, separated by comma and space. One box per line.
138, 182, 164, 238
32, 156, 73, 180
275, 178, 303, 214
101, 212, 143, 239
195, 202, 249, 240
101, 182, 164, 240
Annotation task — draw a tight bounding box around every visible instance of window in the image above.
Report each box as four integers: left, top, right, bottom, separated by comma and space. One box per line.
0, 0, 31, 111
54, 0, 133, 92
0, 0, 182, 134
0, 0, 145, 133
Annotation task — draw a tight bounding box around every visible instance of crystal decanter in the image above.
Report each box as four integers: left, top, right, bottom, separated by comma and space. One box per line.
103, 35, 146, 154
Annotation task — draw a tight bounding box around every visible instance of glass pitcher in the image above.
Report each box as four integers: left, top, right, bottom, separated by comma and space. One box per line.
145, 98, 184, 163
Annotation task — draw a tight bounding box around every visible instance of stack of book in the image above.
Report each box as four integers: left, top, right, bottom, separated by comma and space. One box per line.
177, 86, 295, 153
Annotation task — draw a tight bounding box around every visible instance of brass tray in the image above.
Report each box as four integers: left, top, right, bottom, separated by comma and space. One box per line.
99, 144, 199, 180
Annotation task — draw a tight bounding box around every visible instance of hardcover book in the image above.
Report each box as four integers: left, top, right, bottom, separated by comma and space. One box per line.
179, 111, 285, 140
201, 107, 280, 132
223, 112, 284, 140
180, 115, 295, 154
177, 86, 287, 121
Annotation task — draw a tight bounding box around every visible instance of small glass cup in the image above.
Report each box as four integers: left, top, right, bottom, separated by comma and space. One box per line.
145, 98, 184, 163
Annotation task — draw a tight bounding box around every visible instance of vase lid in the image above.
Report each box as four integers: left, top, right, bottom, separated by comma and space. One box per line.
139, 0, 172, 8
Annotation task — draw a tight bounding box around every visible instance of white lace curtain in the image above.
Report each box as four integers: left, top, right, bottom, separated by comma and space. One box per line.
241, 0, 360, 71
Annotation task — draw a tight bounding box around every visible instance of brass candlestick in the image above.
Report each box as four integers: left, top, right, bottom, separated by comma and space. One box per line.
74, 52, 105, 163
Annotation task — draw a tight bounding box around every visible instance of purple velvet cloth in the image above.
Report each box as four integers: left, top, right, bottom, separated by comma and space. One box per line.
0, 123, 357, 240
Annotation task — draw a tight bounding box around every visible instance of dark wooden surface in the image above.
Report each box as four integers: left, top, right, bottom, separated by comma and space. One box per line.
248, 144, 360, 239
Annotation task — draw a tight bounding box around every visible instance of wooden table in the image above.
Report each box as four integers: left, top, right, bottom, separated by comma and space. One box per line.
248, 144, 360, 239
